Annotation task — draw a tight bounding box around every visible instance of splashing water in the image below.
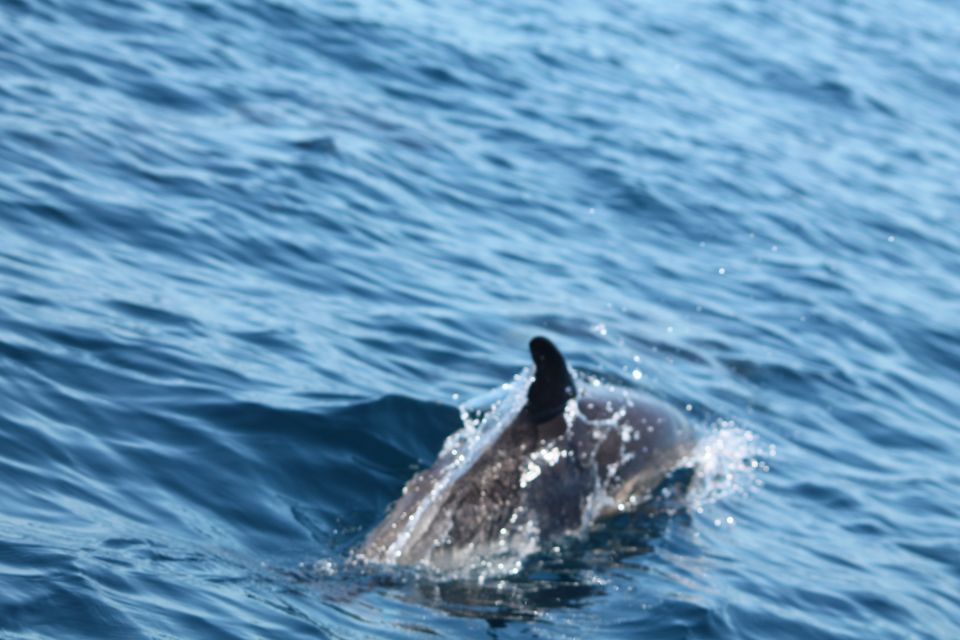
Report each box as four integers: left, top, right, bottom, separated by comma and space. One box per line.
455, 370, 533, 453
684, 419, 776, 521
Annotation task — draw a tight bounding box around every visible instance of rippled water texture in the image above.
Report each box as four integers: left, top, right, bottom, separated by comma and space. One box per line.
1, 0, 958, 638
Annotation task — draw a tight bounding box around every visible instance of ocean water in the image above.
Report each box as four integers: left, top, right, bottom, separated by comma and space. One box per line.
1, 0, 958, 637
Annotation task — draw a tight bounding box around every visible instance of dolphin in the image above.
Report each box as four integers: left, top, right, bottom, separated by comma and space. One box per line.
358, 337, 695, 572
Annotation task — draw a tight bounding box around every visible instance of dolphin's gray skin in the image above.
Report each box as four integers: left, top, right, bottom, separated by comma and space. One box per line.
359, 337, 695, 571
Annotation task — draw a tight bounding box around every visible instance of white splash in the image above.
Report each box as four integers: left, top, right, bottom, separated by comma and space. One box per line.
684, 418, 775, 514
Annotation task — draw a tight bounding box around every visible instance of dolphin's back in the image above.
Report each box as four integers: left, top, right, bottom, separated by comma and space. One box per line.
576, 387, 694, 510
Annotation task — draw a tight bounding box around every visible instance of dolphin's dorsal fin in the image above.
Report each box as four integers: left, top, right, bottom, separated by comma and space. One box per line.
527, 337, 577, 423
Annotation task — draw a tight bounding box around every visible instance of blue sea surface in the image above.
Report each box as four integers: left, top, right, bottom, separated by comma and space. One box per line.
1, 0, 959, 637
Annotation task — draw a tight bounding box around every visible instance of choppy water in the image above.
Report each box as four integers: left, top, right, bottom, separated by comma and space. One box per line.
1, 0, 958, 637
